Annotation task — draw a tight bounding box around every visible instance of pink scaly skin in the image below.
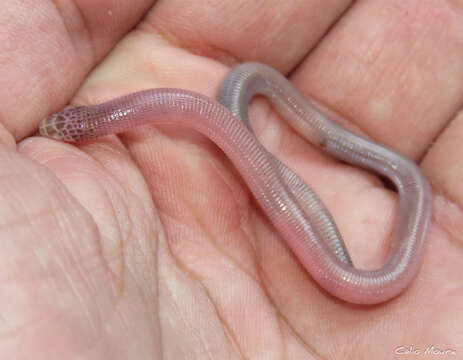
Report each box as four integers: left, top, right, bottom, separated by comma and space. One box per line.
39, 62, 432, 305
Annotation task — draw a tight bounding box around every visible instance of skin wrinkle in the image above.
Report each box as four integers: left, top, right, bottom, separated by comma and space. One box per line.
8, 308, 69, 343
249, 275, 289, 358
41, 177, 126, 320
0, 165, 76, 242
50, 0, 94, 68
36, 151, 127, 270
202, 174, 249, 237
0, 204, 55, 237
146, 9, 242, 66
257, 242, 349, 359
71, 0, 94, 58
199, 291, 246, 360
397, 27, 458, 158
431, 194, 463, 250
139, 19, 240, 67
160, 200, 282, 358
286, 0, 358, 78
423, 114, 463, 212
435, 106, 463, 166
257, 269, 322, 360
72, 142, 162, 285
279, 320, 321, 360
35, 204, 108, 344
160, 252, 238, 358
164, 205, 262, 291
207, 157, 254, 232
89, 166, 131, 246
194, 218, 257, 279
32, 2, 97, 127
76, 173, 163, 314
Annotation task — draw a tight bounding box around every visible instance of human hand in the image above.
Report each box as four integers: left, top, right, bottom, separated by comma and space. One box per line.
2, 1, 462, 358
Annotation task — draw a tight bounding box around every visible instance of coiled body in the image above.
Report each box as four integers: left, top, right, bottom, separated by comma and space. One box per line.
39, 62, 432, 304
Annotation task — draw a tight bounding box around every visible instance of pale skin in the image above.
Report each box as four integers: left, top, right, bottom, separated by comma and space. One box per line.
1, 0, 463, 359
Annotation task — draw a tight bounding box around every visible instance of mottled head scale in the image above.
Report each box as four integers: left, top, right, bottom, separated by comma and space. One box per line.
39, 106, 94, 142
39, 113, 67, 140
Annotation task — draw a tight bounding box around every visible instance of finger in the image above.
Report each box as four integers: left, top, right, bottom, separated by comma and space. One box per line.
144, 0, 352, 72
1, 0, 154, 140
292, 0, 463, 158
18, 136, 160, 287
0, 142, 113, 356
422, 111, 463, 211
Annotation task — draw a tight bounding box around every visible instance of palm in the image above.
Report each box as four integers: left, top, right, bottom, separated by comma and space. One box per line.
2, 1, 461, 359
